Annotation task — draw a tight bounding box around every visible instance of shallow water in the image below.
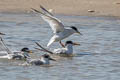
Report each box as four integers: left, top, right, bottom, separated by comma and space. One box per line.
0, 13, 120, 80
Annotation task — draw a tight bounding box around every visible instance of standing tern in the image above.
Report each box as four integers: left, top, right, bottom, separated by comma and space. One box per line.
53, 41, 80, 55
31, 5, 82, 47
35, 41, 80, 56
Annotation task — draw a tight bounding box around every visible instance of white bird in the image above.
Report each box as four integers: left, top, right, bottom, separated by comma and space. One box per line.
24, 54, 55, 66
53, 41, 80, 55
35, 41, 80, 57
31, 5, 82, 47
0, 47, 32, 60
0, 35, 33, 60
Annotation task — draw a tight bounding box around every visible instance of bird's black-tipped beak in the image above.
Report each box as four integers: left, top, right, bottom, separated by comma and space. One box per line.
73, 42, 80, 46
49, 57, 56, 61
28, 50, 33, 54
77, 31, 82, 35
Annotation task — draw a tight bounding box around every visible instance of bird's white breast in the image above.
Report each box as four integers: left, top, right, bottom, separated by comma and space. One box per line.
53, 48, 66, 54
54, 29, 75, 42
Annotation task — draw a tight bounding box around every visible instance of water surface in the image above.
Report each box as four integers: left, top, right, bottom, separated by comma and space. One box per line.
0, 13, 120, 80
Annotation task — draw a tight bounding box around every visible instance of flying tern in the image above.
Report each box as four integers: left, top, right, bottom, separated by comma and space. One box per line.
31, 5, 82, 47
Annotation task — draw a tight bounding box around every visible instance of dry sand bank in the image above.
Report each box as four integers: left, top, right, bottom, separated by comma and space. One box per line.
0, 0, 120, 17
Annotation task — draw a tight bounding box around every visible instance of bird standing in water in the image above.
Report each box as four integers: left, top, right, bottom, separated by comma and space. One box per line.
35, 41, 80, 57
53, 41, 80, 55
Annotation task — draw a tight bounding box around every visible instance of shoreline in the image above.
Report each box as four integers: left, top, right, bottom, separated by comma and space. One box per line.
0, 0, 120, 18
1, 11, 120, 19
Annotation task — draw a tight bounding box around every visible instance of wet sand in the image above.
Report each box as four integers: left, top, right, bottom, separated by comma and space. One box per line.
0, 0, 120, 17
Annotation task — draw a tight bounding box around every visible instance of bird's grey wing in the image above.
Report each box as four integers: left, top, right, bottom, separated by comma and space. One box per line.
0, 37, 13, 54
30, 59, 43, 65
53, 48, 66, 54
40, 5, 53, 16
12, 55, 23, 60
31, 8, 65, 33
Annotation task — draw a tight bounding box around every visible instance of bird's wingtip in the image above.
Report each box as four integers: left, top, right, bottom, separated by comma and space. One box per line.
40, 5, 43, 8
47, 44, 50, 47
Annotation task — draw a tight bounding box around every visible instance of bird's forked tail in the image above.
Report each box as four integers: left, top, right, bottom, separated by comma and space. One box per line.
47, 37, 55, 47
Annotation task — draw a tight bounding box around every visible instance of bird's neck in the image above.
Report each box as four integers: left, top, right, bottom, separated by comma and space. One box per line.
22, 52, 31, 62
69, 29, 76, 34
23, 52, 30, 57
41, 58, 50, 64
66, 44, 73, 54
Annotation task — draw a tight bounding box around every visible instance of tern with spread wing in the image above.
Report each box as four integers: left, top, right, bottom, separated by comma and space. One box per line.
0, 37, 32, 60
35, 41, 80, 57
31, 5, 82, 47
0, 46, 32, 60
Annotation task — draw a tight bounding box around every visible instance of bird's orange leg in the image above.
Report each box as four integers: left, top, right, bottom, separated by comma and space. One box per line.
59, 41, 65, 48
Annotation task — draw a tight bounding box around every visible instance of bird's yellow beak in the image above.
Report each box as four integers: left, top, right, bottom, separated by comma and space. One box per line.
77, 31, 82, 35
28, 50, 33, 54
49, 57, 56, 61
73, 42, 80, 46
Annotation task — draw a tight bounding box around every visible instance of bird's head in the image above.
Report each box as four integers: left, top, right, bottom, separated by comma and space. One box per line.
65, 41, 80, 46
42, 54, 56, 61
71, 26, 82, 35
21, 47, 32, 53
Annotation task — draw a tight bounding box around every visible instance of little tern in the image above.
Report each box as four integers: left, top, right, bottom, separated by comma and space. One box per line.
0, 47, 32, 60
53, 41, 80, 55
31, 5, 82, 47
35, 41, 80, 56
0, 33, 33, 60
24, 54, 55, 66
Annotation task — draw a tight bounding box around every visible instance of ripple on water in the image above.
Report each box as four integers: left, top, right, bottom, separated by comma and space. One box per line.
0, 13, 120, 80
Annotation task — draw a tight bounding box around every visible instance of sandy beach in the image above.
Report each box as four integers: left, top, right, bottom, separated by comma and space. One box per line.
0, 0, 120, 17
